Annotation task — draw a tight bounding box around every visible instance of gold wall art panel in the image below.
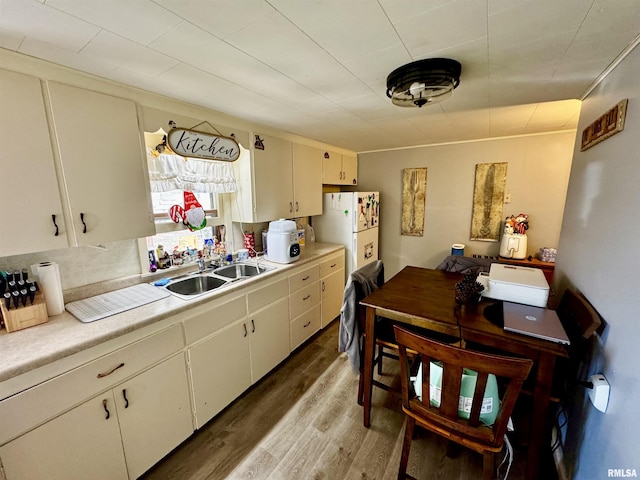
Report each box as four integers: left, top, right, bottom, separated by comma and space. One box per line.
470, 162, 507, 242
401, 167, 427, 236
580, 99, 627, 151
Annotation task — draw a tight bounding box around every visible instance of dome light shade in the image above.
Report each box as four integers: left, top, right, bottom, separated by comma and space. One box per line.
386, 58, 461, 108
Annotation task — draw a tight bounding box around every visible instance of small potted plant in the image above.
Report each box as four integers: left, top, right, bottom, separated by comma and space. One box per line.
455, 273, 485, 305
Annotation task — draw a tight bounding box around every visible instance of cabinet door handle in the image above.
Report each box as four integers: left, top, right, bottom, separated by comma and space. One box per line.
322, 282, 326, 292
122, 389, 129, 409
295, 201, 299, 212
303, 294, 311, 301
80, 212, 87, 234
251, 319, 256, 333
97, 362, 125, 378
102, 399, 110, 420
52, 214, 59, 236
289, 202, 293, 213
303, 321, 311, 328
243, 323, 248, 337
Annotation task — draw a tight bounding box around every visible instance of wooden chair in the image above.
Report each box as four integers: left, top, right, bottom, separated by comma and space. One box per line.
520, 288, 603, 403
349, 266, 401, 404
350, 270, 459, 405
393, 325, 533, 480
555, 288, 602, 384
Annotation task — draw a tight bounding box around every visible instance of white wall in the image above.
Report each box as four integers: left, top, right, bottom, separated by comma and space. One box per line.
554, 45, 640, 479
0, 240, 140, 291
357, 132, 576, 278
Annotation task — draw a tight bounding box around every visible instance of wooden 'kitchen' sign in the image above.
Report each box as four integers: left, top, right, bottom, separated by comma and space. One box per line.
167, 128, 240, 161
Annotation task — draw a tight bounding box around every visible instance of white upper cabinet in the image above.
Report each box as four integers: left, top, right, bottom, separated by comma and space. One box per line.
47, 82, 155, 246
232, 133, 322, 223
292, 142, 322, 217
0, 69, 68, 256
322, 149, 358, 185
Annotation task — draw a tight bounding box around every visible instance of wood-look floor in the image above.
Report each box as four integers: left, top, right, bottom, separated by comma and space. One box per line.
141, 320, 558, 480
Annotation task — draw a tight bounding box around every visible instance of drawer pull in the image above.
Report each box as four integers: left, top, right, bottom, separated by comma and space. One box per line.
102, 399, 110, 420
302, 275, 310, 281
97, 362, 125, 378
122, 389, 129, 409
251, 319, 256, 333
303, 321, 311, 328
243, 323, 248, 337
303, 294, 311, 301
330, 263, 337, 268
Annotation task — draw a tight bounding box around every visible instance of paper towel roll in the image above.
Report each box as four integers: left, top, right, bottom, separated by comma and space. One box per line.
36, 262, 64, 316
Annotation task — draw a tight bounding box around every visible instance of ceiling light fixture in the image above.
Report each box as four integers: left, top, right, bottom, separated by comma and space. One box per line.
386, 58, 461, 108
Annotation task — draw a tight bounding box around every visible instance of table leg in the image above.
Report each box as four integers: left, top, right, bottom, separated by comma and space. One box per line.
362, 306, 376, 428
526, 352, 556, 480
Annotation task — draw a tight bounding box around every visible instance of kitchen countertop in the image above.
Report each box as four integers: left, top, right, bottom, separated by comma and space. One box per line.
0, 243, 344, 384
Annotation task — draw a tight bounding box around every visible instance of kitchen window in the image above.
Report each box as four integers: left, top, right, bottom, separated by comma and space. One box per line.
151, 190, 218, 224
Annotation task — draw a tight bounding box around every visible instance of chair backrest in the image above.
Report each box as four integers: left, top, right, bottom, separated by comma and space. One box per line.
552, 288, 602, 397
350, 261, 385, 329
436, 255, 493, 275
556, 288, 602, 342
393, 325, 533, 448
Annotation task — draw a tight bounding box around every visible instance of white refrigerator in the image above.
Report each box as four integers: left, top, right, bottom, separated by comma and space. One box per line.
312, 192, 380, 279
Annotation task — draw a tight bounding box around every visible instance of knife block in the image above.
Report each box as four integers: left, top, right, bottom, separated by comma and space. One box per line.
0, 291, 49, 333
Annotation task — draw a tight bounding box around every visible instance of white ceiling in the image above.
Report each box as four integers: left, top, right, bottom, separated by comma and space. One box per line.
2, 0, 640, 152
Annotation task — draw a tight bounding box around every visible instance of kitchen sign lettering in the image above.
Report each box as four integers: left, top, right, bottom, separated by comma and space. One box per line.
167, 128, 240, 162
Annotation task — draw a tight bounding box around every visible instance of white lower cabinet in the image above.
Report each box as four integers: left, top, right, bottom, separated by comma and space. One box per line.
189, 319, 252, 429
0, 353, 192, 480
320, 251, 345, 328
0, 390, 128, 480
117, 353, 193, 479
249, 296, 290, 383
321, 268, 345, 328
289, 265, 322, 350
187, 278, 290, 428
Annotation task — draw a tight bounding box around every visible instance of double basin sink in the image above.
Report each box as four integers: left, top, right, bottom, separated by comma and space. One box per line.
162, 263, 274, 299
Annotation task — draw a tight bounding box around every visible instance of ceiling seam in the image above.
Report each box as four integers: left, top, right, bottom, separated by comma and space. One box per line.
358, 128, 578, 154
580, 33, 640, 100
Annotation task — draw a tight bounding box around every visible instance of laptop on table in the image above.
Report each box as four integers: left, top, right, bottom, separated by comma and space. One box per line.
502, 301, 570, 345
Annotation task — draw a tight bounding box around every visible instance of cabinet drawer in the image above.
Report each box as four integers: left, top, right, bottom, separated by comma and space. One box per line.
291, 304, 321, 350
247, 277, 288, 313
289, 265, 319, 292
289, 281, 320, 319
183, 295, 247, 344
319, 252, 344, 277
0, 324, 183, 446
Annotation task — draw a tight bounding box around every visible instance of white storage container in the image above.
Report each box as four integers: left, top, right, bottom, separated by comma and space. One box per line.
478, 263, 549, 307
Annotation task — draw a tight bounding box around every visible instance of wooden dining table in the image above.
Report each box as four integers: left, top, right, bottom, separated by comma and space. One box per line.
359, 266, 568, 480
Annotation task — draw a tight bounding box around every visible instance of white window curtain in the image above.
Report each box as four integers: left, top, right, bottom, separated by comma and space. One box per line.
147, 151, 238, 193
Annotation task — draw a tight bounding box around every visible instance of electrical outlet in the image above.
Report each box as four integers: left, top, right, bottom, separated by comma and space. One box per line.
504, 191, 512, 204
588, 374, 610, 412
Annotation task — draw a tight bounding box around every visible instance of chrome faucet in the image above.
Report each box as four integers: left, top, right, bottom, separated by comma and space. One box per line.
197, 257, 206, 272
252, 253, 264, 274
